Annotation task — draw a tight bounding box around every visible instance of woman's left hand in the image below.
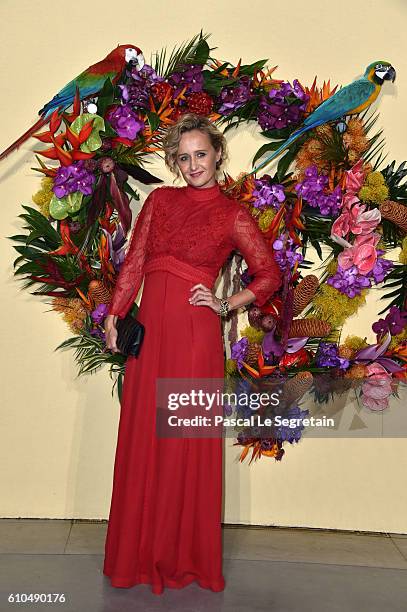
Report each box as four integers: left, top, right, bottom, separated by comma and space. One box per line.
189, 283, 223, 314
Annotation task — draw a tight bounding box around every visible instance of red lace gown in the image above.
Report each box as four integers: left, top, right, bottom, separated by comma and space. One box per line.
103, 180, 282, 594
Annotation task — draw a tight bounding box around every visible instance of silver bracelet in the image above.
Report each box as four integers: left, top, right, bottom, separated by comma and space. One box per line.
218, 298, 230, 317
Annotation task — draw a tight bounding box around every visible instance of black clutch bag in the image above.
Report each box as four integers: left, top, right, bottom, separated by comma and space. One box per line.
115, 313, 145, 357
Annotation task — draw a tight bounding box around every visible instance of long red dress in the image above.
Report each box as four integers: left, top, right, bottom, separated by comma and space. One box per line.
103, 180, 282, 594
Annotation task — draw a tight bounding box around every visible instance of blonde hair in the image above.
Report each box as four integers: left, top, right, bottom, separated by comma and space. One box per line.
161, 113, 229, 182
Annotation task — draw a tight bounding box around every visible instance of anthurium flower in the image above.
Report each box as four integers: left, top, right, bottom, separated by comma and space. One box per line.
338, 233, 381, 275
331, 202, 381, 238
345, 158, 366, 194
351, 204, 381, 235
361, 362, 393, 411
70, 113, 105, 153
342, 192, 360, 210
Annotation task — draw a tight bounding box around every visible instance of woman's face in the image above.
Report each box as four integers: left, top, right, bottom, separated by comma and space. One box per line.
176, 129, 221, 189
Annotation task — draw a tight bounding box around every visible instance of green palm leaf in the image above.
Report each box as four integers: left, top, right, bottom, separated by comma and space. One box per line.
151, 30, 212, 78
378, 263, 407, 314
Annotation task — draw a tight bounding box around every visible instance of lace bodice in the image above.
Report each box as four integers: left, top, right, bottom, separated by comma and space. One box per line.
107, 181, 282, 318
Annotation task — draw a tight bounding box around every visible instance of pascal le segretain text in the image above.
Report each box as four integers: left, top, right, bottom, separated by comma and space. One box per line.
167, 414, 335, 428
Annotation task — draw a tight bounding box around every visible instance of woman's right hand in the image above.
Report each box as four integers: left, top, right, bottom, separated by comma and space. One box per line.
104, 314, 120, 353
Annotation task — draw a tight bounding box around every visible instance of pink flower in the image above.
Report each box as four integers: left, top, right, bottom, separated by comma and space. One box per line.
352, 204, 381, 235
361, 362, 393, 411
346, 158, 366, 194
354, 233, 381, 248
342, 192, 360, 211
331, 210, 351, 238
331, 203, 381, 239
338, 233, 381, 274
338, 244, 377, 274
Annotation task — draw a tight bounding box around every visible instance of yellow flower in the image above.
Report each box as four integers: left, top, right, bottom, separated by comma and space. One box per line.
32, 177, 54, 217
240, 325, 265, 343
312, 284, 368, 327
399, 236, 407, 264
389, 328, 407, 351
258, 208, 276, 232
326, 259, 338, 275
343, 335, 369, 351
358, 171, 389, 204
365, 171, 384, 187
225, 358, 238, 375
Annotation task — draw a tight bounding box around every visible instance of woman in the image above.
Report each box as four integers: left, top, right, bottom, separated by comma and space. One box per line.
103, 113, 282, 595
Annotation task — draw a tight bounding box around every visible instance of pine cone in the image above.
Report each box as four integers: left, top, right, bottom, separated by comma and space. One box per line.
88, 280, 112, 306
287, 318, 331, 338
281, 371, 314, 404
293, 275, 319, 316
245, 343, 262, 366
380, 200, 407, 233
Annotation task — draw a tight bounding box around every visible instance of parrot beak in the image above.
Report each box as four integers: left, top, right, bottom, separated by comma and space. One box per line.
385, 66, 396, 83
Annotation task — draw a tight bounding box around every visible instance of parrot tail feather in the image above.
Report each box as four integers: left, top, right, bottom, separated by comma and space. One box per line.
247, 125, 309, 177
0, 115, 49, 162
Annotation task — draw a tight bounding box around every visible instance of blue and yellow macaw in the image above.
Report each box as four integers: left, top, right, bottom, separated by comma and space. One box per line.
245, 60, 396, 178
0, 44, 145, 162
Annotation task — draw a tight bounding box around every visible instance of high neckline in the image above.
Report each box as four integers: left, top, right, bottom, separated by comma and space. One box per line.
184, 181, 221, 201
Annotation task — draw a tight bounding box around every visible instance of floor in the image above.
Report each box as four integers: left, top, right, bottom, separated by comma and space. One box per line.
0, 520, 406, 611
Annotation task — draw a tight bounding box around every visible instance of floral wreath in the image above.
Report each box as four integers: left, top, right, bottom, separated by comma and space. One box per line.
4, 33, 406, 464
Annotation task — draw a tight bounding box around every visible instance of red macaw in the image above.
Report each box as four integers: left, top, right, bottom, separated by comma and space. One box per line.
0, 44, 144, 162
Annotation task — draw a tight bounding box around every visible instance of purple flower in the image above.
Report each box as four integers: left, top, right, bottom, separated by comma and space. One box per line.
327, 264, 371, 297
372, 306, 407, 337
319, 185, 342, 217
257, 79, 309, 131
260, 438, 276, 450
315, 342, 349, 369
91, 303, 109, 325
119, 83, 150, 109
168, 64, 204, 97
252, 176, 286, 210
241, 268, 254, 287
90, 327, 105, 341
120, 63, 163, 110
53, 160, 96, 198
327, 255, 394, 298
217, 75, 254, 115
370, 256, 394, 283
106, 104, 145, 140
273, 232, 304, 272
274, 405, 310, 443
295, 165, 342, 217
231, 337, 249, 369
130, 63, 162, 84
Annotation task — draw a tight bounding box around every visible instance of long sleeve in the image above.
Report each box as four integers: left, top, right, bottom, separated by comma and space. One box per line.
107, 188, 157, 319
230, 205, 282, 307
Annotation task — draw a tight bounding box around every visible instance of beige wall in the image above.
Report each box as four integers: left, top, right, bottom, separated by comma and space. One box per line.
1, 0, 406, 532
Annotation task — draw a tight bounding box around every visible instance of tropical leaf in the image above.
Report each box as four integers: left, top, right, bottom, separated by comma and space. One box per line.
381, 159, 407, 203
17, 206, 61, 246
96, 77, 115, 118
378, 263, 407, 314
151, 30, 212, 78
298, 210, 339, 255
